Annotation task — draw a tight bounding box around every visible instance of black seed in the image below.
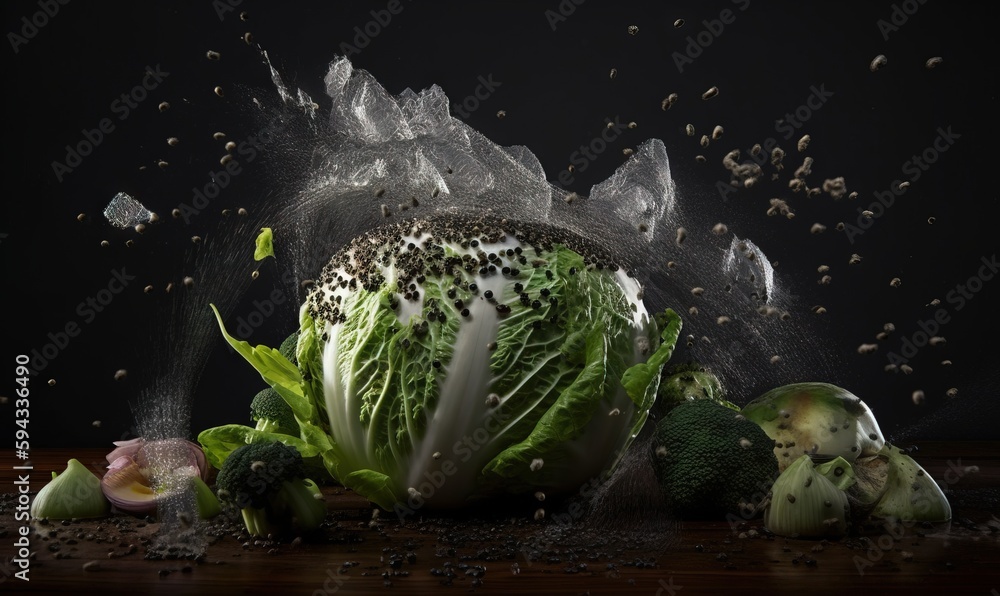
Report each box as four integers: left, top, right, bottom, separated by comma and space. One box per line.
514, 283, 524, 293
540, 288, 550, 297
502, 266, 511, 275
454, 299, 464, 309
433, 360, 441, 369
531, 300, 542, 309
510, 268, 520, 276
461, 308, 470, 317
569, 267, 577, 275
532, 320, 542, 329
447, 288, 457, 299
469, 283, 478, 292
484, 290, 494, 300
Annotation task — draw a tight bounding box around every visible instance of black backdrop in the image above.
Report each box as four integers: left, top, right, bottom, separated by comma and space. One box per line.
4, 1, 998, 448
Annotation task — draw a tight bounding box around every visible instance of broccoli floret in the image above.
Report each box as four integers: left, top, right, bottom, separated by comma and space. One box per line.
651, 399, 778, 517
215, 442, 326, 537
250, 388, 300, 436
279, 330, 299, 365
657, 363, 739, 412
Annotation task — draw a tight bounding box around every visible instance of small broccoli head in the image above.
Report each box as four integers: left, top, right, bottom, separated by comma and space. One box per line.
250, 388, 300, 436
215, 443, 325, 537
279, 331, 299, 365
657, 363, 737, 412
651, 400, 778, 517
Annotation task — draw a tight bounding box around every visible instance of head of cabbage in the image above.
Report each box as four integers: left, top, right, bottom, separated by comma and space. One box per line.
212, 215, 681, 516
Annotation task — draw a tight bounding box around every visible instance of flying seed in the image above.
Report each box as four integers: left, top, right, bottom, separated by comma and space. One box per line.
134, 223, 146, 234
381, 204, 391, 217
849, 253, 863, 265
661, 93, 679, 110
214, 86, 224, 97
870, 54, 888, 72
220, 154, 233, 166
701, 86, 719, 100
485, 393, 501, 407
751, 143, 762, 156
433, 452, 441, 460
627, 25, 638, 35
157, 160, 169, 169
813, 306, 827, 314
622, 148, 634, 156
925, 56, 943, 69
238, 207, 248, 216
898, 181, 910, 190
940, 359, 952, 366
655, 446, 668, 458
496, 110, 506, 119
700, 135, 710, 148
810, 223, 827, 234
857, 343, 878, 354
114, 369, 127, 381
946, 387, 958, 398
685, 123, 695, 136
251, 270, 259, 280
125, 239, 134, 248
240, 11, 249, 21
183, 276, 194, 288
717, 316, 731, 325
712, 125, 724, 140
688, 306, 698, 316
817, 265, 830, 273
712, 223, 728, 235
535, 491, 545, 502
927, 216, 936, 224
167, 137, 179, 147
818, 275, 832, 285
912, 390, 925, 405
243, 32, 253, 44
144, 285, 153, 293
797, 135, 811, 152
674, 18, 684, 28
213, 132, 226, 140
191, 236, 202, 244
534, 508, 545, 521
530, 459, 544, 472
695, 155, 706, 163
166, 282, 173, 293
676, 227, 687, 245
609, 68, 617, 79
91, 420, 101, 428
900, 364, 914, 374
770, 355, 781, 364
206, 50, 221, 60
739, 438, 752, 449
890, 277, 902, 288
848, 191, 858, 200
158, 101, 170, 112
929, 336, 946, 346
691, 287, 704, 296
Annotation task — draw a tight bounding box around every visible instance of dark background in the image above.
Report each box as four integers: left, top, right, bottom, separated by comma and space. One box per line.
4, 1, 997, 448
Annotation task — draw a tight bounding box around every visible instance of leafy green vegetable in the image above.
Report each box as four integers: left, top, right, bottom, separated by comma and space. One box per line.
211, 216, 681, 512
254, 227, 274, 261
651, 399, 778, 516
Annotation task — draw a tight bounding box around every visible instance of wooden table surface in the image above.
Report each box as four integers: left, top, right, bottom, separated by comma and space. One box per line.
2, 443, 998, 595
